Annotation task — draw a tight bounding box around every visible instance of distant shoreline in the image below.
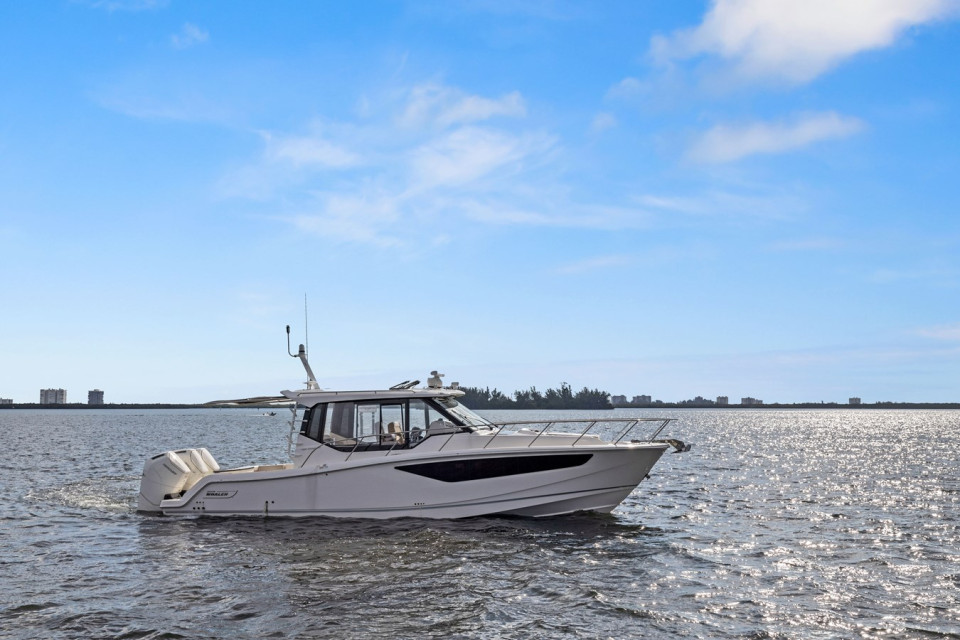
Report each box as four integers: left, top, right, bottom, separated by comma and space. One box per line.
2, 402, 958, 410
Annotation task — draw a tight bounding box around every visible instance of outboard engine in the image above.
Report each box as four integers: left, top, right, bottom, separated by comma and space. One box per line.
138, 448, 219, 513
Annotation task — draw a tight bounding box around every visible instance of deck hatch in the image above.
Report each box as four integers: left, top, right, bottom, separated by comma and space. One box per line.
395, 454, 593, 483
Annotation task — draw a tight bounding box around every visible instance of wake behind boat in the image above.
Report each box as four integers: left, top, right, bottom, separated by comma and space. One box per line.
138, 330, 690, 519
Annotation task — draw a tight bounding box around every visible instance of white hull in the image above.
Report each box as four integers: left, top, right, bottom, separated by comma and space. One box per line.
146, 444, 668, 519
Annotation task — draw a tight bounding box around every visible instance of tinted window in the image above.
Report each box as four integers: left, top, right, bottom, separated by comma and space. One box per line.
300, 406, 325, 442
396, 454, 592, 482
327, 402, 356, 440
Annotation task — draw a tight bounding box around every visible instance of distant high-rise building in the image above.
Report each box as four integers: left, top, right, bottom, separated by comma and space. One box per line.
40, 388, 67, 404
848, 397, 861, 405
0, 398, 12, 406
741, 397, 763, 406
632, 395, 652, 404
88, 389, 104, 405
610, 395, 627, 406
716, 396, 729, 406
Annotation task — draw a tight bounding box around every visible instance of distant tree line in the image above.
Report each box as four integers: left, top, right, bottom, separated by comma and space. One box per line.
459, 383, 612, 410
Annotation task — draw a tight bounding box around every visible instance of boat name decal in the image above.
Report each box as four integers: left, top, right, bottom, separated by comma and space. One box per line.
204, 490, 237, 498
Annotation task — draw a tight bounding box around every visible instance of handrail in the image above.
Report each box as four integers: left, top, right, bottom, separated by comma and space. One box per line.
525, 421, 555, 448
483, 417, 672, 449
334, 417, 675, 459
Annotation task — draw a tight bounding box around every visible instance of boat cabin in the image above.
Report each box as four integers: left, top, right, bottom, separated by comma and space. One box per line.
295, 390, 490, 452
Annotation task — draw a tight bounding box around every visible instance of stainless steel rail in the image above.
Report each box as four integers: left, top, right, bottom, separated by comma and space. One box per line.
481, 417, 674, 449
335, 417, 675, 460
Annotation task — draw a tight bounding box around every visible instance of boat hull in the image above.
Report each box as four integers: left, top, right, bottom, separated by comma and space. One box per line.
151, 444, 668, 519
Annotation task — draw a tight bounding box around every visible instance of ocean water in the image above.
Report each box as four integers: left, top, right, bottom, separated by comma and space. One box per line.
1, 408, 958, 639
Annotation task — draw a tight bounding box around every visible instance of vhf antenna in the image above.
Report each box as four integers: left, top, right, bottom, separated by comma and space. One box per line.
287, 324, 319, 390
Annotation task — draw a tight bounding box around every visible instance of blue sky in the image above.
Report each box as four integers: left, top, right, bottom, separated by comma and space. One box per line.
2, 0, 959, 404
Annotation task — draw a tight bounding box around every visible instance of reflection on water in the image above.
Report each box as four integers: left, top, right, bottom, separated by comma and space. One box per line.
1, 408, 958, 638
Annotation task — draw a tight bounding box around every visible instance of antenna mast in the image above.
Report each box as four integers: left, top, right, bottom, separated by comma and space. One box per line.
287, 324, 319, 390
304, 293, 309, 358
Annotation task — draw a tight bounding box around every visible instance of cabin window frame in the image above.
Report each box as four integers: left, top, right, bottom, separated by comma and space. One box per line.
308, 397, 471, 452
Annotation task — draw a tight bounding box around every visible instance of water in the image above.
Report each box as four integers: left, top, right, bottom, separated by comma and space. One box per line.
2, 408, 958, 639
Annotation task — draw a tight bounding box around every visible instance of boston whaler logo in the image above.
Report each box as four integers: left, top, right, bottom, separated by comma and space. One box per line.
204, 490, 238, 499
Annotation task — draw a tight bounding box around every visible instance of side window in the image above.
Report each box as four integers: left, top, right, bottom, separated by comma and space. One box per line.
409, 399, 445, 443
381, 403, 404, 443
300, 407, 313, 435
323, 401, 415, 448
354, 403, 405, 441
356, 404, 380, 439
381, 404, 404, 430
326, 402, 356, 441
304, 406, 324, 441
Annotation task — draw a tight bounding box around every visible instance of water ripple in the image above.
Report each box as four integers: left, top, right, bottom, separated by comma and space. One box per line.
0, 408, 958, 638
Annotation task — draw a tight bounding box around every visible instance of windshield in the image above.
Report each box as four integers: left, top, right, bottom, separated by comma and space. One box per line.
436, 396, 495, 428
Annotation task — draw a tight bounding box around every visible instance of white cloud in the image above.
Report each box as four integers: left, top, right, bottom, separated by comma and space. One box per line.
216, 124, 364, 199
917, 323, 960, 341
556, 255, 634, 275
457, 201, 556, 226
263, 131, 361, 168
869, 265, 958, 284
636, 189, 804, 221
214, 84, 553, 244
409, 127, 553, 189
605, 77, 644, 100
171, 23, 209, 49
458, 200, 655, 230
399, 84, 526, 129
652, 0, 959, 84
767, 237, 844, 252
286, 192, 403, 248
94, 89, 232, 123
79, 0, 168, 11
687, 111, 865, 163
589, 112, 617, 134
222, 81, 761, 247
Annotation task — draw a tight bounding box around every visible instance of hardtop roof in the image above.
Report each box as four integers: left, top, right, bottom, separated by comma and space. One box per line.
281, 387, 466, 407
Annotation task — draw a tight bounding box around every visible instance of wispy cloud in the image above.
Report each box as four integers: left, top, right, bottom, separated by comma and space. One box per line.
398, 84, 525, 129
409, 127, 552, 190
458, 200, 655, 230
555, 255, 633, 275
286, 192, 404, 248
651, 0, 959, 85
213, 80, 818, 247
767, 237, 844, 252
171, 23, 209, 50
262, 129, 362, 169
78, 0, 168, 11
217, 82, 611, 246
869, 265, 958, 285
687, 112, 865, 163
589, 112, 617, 134
604, 77, 644, 100
635, 189, 804, 222
917, 323, 960, 341
94, 89, 233, 123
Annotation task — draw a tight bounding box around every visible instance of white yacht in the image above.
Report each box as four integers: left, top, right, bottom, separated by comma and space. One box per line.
138, 331, 689, 519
